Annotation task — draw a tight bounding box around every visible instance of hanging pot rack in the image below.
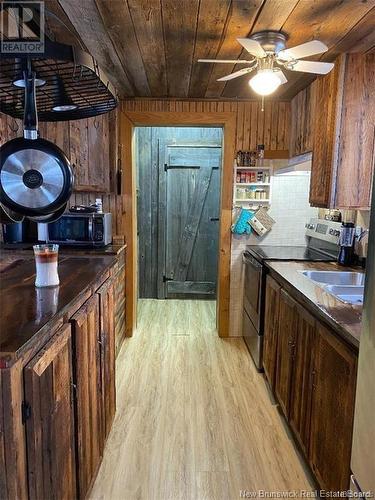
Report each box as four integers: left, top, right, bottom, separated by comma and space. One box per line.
0, 39, 118, 121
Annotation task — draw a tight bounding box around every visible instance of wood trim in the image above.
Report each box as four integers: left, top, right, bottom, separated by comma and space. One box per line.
119, 110, 137, 337
120, 108, 236, 337
30, 324, 72, 377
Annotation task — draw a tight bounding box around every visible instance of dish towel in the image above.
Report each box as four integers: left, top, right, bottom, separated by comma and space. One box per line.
232, 208, 255, 235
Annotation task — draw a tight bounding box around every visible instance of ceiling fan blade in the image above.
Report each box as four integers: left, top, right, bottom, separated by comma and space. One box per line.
217, 67, 255, 82
198, 59, 255, 64
274, 69, 288, 84
278, 40, 328, 60
290, 60, 334, 74
237, 38, 266, 58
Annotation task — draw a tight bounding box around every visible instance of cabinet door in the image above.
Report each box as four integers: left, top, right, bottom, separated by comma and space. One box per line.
70, 294, 103, 499
335, 53, 375, 209
289, 304, 315, 456
114, 251, 126, 357
69, 118, 89, 191
70, 115, 111, 193
263, 276, 281, 390
275, 289, 298, 417
310, 56, 344, 208
309, 323, 357, 491
38, 121, 70, 153
24, 324, 76, 500
97, 279, 116, 442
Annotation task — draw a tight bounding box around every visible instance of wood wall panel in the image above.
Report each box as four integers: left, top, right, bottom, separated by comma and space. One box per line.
122, 99, 290, 152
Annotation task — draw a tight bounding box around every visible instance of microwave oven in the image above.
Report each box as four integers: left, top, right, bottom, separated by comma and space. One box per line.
38, 213, 112, 247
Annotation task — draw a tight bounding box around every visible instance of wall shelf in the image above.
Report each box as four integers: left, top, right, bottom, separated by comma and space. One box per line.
236, 182, 271, 186
234, 159, 273, 209
234, 198, 270, 203
236, 166, 271, 170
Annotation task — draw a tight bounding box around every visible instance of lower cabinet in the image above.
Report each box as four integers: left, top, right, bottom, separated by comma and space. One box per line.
70, 278, 116, 498
309, 323, 357, 492
263, 276, 281, 390
4, 275, 118, 500
97, 278, 116, 441
71, 295, 104, 499
275, 289, 298, 417
288, 304, 315, 457
263, 275, 358, 491
24, 324, 76, 500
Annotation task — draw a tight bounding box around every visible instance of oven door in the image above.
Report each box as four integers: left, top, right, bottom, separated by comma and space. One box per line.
243, 251, 264, 332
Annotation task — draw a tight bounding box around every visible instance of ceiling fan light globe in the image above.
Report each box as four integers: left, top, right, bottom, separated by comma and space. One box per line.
249, 69, 281, 96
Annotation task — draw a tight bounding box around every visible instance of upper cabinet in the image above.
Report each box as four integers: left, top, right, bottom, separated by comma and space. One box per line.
310, 53, 375, 209
0, 109, 120, 194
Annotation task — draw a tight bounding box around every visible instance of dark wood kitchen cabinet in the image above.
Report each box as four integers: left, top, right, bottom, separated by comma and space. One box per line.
24, 324, 76, 500
263, 276, 281, 390
263, 276, 358, 491
275, 289, 298, 417
70, 294, 104, 499
97, 278, 116, 441
288, 304, 315, 456
309, 322, 357, 492
0, 111, 119, 194
310, 53, 375, 209
70, 114, 111, 193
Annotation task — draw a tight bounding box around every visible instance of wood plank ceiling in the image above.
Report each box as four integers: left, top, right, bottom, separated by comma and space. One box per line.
46, 1, 375, 99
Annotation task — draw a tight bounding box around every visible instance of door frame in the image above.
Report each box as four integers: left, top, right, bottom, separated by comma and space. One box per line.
120, 108, 236, 338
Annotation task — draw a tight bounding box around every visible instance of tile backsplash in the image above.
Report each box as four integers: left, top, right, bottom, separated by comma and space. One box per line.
229, 171, 318, 337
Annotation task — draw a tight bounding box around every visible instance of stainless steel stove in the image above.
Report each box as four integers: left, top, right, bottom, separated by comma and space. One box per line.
242, 218, 341, 370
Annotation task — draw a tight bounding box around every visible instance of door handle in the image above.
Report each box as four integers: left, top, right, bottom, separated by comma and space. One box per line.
209, 217, 220, 222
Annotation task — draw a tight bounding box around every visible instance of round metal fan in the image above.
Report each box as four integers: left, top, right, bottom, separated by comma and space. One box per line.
198, 31, 334, 94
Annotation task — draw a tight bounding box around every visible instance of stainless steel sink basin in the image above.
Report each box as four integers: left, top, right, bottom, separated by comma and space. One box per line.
301, 270, 365, 286
325, 285, 365, 305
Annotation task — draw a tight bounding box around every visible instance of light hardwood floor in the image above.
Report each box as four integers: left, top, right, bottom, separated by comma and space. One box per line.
90, 299, 313, 500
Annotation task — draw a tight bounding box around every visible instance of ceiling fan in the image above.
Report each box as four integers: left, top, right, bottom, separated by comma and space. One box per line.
198, 31, 334, 96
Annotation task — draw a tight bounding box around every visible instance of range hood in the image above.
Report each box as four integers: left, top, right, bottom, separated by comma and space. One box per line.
273, 152, 312, 175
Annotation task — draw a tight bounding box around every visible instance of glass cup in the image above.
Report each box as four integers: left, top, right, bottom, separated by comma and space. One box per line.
33, 244, 60, 288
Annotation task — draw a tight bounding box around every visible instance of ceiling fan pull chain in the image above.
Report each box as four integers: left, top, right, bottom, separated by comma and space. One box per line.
261, 96, 265, 113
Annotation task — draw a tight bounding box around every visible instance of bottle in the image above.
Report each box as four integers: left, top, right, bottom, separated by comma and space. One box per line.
337, 222, 355, 266
95, 198, 103, 213
257, 144, 265, 167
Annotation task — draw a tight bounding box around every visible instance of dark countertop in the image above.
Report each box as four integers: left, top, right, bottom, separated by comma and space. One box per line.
0, 255, 116, 364
0, 243, 126, 256
266, 261, 363, 349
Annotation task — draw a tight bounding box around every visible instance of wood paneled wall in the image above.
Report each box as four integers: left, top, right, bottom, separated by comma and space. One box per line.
1, 99, 290, 242
122, 99, 291, 152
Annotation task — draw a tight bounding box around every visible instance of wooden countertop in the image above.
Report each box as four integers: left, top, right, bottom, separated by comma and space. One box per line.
0, 243, 126, 256
0, 255, 116, 365
266, 261, 363, 349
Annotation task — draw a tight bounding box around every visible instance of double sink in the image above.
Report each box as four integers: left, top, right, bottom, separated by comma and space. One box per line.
301, 271, 365, 305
